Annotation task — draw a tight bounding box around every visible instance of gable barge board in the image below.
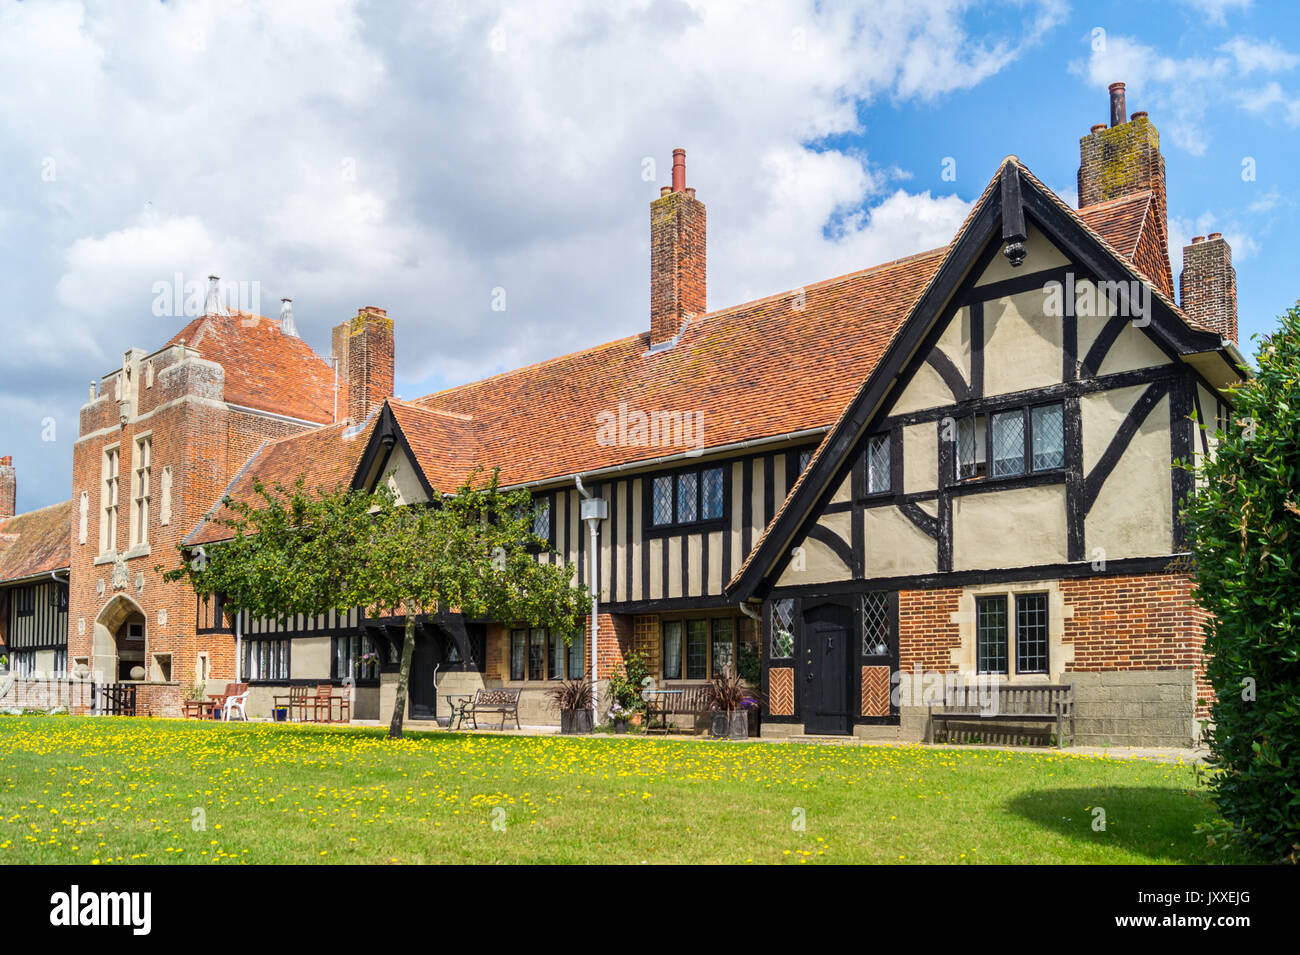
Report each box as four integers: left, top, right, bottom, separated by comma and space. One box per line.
748, 220, 1007, 597
725, 186, 1006, 600
1020, 189, 1223, 356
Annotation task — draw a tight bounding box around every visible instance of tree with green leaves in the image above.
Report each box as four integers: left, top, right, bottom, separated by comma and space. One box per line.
1184, 303, 1300, 863
165, 469, 589, 739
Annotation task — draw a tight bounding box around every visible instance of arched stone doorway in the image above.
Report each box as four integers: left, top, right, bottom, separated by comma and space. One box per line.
92, 595, 147, 681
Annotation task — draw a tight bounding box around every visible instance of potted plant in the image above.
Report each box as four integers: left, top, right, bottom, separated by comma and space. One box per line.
736, 642, 763, 736
548, 678, 594, 734
706, 668, 755, 740
606, 650, 649, 726
608, 701, 633, 733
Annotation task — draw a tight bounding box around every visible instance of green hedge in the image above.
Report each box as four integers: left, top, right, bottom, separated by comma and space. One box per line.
1184, 303, 1300, 863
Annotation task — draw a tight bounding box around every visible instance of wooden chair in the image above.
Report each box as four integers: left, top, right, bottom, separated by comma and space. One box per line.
311, 684, 350, 723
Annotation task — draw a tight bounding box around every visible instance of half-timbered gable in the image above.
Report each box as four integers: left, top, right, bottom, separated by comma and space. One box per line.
727, 148, 1244, 743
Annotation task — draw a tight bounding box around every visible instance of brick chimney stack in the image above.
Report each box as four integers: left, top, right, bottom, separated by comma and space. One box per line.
331, 307, 395, 424
650, 148, 706, 348
1078, 83, 1174, 296
0, 456, 15, 520
1180, 233, 1238, 344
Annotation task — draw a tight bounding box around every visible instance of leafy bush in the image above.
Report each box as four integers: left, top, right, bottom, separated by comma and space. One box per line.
607, 650, 651, 713
547, 678, 593, 712
1184, 303, 1300, 863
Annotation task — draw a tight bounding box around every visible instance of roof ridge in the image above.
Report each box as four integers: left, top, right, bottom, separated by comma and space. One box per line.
389, 398, 475, 422
1079, 189, 1153, 213
0, 498, 73, 519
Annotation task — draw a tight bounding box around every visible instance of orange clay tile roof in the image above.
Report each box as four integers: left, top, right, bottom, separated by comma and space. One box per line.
185, 417, 376, 546
186, 162, 1186, 545
0, 500, 72, 583
387, 400, 486, 491
167, 312, 336, 424
412, 247, 949, 487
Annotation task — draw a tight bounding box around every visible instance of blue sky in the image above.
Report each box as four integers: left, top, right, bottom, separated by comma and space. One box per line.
1, 0, 1297, 513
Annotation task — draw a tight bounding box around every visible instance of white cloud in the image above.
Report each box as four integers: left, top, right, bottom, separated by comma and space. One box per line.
0, 0, 1064, 509
1175, 0, 1252, 26
1221, 37, 1300, 74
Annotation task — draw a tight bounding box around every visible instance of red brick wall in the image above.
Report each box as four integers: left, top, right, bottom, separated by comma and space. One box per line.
894, 573, 1212, 718
1060, 573, 1212, 717
899, 587, 961, 671
67, 342, 318, 692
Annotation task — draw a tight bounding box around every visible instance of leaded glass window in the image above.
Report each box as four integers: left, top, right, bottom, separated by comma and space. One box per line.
867, 434, 891, 494
861, 592, 890, 656
1015, 593, 1049, 674
548, 632, 566, 680
685, 620, 708, 680
652, 476, 673, 525
991, 410, 1025, 477
528, 628, 546, 681
567, 631, 585, 680
662, 621, 683, 680
676, 471, 698, 523
702, 466, 725, 520
976, 596, 1008, 674
532, 497, 551, 540
1031, 403, 1065, 471
647, 466, 726, 528
771, 598, 795, 658
955, 414, 987, 480
711, 618, 734, 676
509, 630, 526, 681
798, 449, 813, 472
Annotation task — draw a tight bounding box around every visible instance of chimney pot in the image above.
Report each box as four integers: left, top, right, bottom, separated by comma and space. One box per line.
671, 148, 686, 193
1208, 231, 1222, 240
1192, 235, 1205, 244
1109, 81, 1127, 127
279, 298, 298, 338
1090, 123, 1106, 134
1131, 110, 1148, 121
660, 186, 671, 197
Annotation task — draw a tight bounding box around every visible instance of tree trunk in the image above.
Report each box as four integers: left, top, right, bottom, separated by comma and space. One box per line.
388, 613, 417, 740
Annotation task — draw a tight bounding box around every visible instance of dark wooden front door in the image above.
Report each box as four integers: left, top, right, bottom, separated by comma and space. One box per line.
409, 629, 438, 720
802, 601, 853, 735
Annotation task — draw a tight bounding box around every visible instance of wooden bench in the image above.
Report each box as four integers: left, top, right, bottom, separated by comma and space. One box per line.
929, 682, 1074, 747
643, 685, 713, 735
461, 688, 522, 730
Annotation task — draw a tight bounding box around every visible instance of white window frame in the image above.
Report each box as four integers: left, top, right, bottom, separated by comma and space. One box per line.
131, 434, 152, 548
101, 445, 120, 554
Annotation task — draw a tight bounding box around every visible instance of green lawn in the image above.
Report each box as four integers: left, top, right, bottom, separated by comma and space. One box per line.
0, 715, 1231, 864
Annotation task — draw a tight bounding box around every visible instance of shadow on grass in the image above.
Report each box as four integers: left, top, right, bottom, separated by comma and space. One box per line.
1005, 786, 1226, 864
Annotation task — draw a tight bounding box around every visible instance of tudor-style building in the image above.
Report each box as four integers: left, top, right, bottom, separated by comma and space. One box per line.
1, 88, 1245, 744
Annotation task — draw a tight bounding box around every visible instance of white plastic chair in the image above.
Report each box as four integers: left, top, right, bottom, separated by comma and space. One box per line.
223, 689, 251, 721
